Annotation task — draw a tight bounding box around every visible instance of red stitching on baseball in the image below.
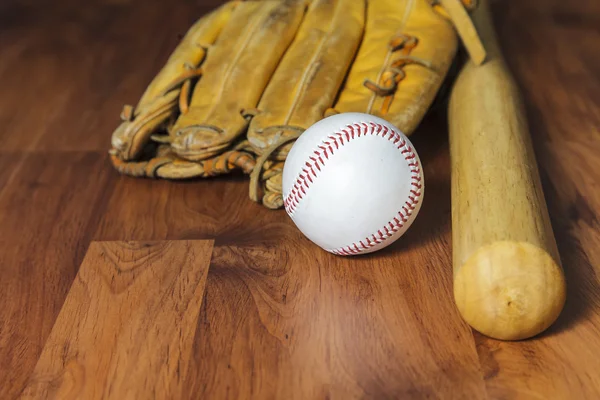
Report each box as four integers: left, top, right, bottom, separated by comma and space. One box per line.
284, 122, 422, 255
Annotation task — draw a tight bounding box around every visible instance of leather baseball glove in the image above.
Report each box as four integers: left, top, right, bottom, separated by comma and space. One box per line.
109, 0, 484, 209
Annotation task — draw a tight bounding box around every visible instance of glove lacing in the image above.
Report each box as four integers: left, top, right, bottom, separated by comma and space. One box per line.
248, 131, 303, 208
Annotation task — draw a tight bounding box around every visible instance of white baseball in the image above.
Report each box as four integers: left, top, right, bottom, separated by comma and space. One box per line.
282, 113, 424, 255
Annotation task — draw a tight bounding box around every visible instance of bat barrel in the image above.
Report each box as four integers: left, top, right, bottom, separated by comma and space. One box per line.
448, 0, 566, 340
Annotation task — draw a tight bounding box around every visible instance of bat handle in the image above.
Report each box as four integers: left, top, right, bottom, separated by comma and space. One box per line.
448, 0, 566, 340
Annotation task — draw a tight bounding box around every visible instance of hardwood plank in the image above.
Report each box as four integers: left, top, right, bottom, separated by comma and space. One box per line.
0, 152, 114, 399
19, 240, 213, 399
182, 237, 487, 399
93, 174, 281, 242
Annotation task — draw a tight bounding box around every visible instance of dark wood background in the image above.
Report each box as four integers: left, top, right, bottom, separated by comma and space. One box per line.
1, 0, 599, 398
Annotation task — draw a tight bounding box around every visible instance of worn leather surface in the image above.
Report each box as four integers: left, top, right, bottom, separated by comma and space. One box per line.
110, 1, 237, 161
109, 0, 482, 209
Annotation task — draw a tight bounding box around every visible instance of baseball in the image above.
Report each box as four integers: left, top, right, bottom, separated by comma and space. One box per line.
282, 113, 424, 255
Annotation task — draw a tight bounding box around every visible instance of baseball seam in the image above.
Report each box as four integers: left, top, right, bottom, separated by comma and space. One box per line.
283, 121, 422, 255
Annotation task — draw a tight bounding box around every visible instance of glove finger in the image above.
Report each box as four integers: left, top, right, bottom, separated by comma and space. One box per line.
170, 0, 307, 162
258, 169, 284, 209
262, 190, 284, 210
332, 0, 459, 135
246, 0, 365, 160
110, 1, 237, 161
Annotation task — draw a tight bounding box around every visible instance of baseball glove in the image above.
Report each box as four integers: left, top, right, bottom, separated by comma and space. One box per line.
109, 0, 484, 209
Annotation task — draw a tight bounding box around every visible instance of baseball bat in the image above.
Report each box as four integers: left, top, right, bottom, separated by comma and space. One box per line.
448, 0, 566, 340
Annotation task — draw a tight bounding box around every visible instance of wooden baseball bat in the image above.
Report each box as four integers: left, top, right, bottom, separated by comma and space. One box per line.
448, 0, 566, 340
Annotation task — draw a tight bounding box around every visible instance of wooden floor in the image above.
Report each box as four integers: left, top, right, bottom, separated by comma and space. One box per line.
1, 0, 599, 398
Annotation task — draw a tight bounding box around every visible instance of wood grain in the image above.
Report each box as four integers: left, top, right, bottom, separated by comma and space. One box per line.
449, 0, 566, 340
0, 153, 114, 400
0, 0, 598, 398
20, 240, 213, 399
93, 174, 266, 242
183, 238, 487, 399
